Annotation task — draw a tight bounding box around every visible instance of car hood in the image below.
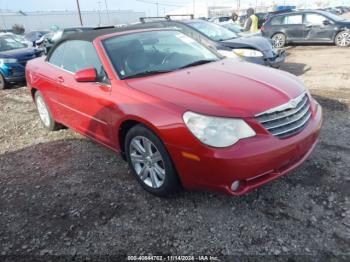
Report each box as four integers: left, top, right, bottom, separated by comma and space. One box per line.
125, 59, 305, 118
338, 20, 350, 27
220, 35, 273, 53
238, 31, 263, 38
0, 47, 39, 60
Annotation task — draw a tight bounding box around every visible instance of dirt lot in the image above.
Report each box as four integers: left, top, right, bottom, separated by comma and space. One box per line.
0, 28, 350, 261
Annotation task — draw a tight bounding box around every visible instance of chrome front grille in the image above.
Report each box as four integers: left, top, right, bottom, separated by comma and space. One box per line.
255, 93, 311, 139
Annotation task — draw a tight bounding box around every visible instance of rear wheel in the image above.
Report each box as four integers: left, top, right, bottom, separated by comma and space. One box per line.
34, 91, 62, 131
0, 73, 7, 90
272, 33, 286, 48
335, 31, 350, 47
125, 124, 181, 197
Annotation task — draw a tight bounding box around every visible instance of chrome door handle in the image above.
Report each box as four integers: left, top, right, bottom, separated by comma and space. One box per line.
57, 76, 64, 83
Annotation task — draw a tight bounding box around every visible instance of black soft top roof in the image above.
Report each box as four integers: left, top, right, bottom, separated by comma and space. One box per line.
58, 27, 124, 42
47, 26, 179, 58
56, 24, 181, 43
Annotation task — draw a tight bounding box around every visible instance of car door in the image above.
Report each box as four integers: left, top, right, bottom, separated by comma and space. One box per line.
281, 14, 305, 41
40, 42, 67, 120
56, 40, 115, 148
304, 13, 336, 42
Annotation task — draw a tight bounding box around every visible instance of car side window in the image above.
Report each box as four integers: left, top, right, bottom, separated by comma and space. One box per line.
283, 15, 303, 25
48, 42, 66, 67
61, 40, 109, 83
305, 14, 328, 25
270, 16, 284, 25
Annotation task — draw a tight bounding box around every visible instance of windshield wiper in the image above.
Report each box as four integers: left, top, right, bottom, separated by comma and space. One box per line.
179, 59, 217, 69
123, 70, 173, 79
218, 37, 237, 41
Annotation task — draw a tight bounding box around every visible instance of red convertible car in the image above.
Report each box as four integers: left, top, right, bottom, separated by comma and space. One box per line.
26, 28, 322, 196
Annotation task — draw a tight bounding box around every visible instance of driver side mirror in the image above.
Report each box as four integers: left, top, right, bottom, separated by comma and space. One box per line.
323, 20, 331, 25
74, 68, 97, 82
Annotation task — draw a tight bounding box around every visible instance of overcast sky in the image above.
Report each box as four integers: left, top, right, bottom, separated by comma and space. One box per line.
0, 0, 344, 15
1, 0, 197, 14
0, 0, 297, 13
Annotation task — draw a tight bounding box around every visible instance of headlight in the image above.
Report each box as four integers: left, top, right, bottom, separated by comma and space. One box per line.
183, 111, 256, 147
233, 49, 263, 57
0, 58, 18, 64
217, 50, 240, 59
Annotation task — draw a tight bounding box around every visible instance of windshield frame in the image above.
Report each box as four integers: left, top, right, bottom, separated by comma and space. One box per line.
101, 29, 222, 80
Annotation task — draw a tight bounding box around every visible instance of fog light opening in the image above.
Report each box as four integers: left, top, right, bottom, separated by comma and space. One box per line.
231, 180, 240, 192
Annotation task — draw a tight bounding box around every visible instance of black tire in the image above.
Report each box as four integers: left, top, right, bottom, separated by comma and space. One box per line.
335, 31, 350, 47
272, 33, 286, 48
34, 91, 62, 131
125, 124, 181, 197
0, 73, 7, 90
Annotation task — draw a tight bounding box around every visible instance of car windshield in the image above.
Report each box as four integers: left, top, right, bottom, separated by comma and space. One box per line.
103, 30, 220, 79
0, 36, 27, 51
189, 21, 238, 41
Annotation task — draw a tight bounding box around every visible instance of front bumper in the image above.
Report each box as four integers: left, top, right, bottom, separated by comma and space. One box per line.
242, 49, 286, 68
264, 49, 286, 68
166, 101, 322, 196
1, 63, 26, 83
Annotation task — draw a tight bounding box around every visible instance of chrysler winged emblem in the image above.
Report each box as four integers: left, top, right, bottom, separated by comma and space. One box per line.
289, 98, 299, 108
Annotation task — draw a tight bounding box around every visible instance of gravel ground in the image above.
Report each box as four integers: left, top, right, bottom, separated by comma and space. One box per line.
0, 39, 349, 260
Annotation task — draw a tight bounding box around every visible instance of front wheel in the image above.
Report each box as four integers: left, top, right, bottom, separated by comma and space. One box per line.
272, 33, 286, 48
335, 31, 350, 47
125, 124, 181, 197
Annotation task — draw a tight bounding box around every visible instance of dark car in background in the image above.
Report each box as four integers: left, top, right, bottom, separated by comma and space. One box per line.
25, 31, 50, 46
128, 18, 285, 68
43, 27, 95, 54
262, 10, 350, 48
0, 35, 42, 89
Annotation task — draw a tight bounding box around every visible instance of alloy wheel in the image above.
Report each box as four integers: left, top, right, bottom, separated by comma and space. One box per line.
36, 95, 51, 127
336, 32, 350, 47
272, 34, 285, 48
129, 136, 166, 188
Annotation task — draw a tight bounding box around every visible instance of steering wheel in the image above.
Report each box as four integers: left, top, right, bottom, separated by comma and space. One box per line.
161, 52, 179, 65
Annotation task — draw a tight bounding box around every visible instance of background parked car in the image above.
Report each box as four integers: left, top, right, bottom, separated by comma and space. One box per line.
208, 16, 231, 24
129, 18, 285, 68
221, 22, 262, 37
35, 32, 54, 54
0, 35, 42, 89
261, 10, 350, 48
0, 32, 32, 47
43, 27, 95, 54
25, 30, 50, 46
